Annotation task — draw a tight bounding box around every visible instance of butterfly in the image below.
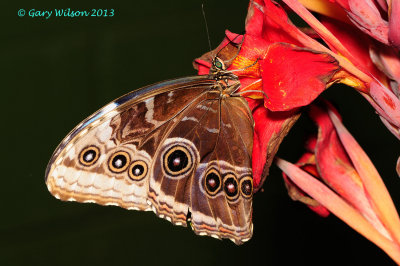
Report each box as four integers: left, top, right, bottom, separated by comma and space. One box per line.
45, 55, 255, 244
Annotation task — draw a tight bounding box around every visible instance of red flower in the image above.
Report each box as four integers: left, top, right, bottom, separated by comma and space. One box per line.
277, 100, 400, 263
194, 0, 339, 190
284, 0, 400, 141
194, 0, 400, 262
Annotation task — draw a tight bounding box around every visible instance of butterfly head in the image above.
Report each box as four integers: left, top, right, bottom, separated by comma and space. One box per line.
209, 56, 239, 92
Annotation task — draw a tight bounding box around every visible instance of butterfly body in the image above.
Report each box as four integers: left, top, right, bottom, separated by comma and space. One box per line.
46, 63, 255, 244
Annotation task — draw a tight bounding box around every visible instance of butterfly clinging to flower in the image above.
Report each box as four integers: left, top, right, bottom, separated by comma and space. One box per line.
45, 55, 256, 244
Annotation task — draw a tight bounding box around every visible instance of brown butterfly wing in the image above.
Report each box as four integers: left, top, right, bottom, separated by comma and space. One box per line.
141, 91, 254, 244
186, 97, 254, 243
45, 76, 254, 244
46, 76, 213, 210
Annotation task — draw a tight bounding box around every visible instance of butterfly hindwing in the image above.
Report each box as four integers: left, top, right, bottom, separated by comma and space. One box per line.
46, 76, 254, 244
188, 96, 254, 242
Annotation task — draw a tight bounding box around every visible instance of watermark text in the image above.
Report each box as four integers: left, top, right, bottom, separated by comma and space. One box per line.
18, 8, 115, 19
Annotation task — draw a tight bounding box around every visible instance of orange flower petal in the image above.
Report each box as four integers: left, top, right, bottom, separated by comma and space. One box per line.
328, 107, 400, 248
276, 157, 400, 264
310, 102, 389, 237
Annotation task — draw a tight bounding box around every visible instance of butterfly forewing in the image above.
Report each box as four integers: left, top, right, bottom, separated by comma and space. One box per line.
46, 75, 254, 244
46, 76, 213, 209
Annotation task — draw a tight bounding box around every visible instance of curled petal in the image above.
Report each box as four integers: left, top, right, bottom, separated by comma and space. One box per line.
278, 100, 400, 262
328, 107, 400, 248
310, 103, 389, 237
276, 157, 400, 264
346, 0, 389, 44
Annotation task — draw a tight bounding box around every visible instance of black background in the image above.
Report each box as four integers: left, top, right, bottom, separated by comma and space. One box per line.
2, 0, 400, 265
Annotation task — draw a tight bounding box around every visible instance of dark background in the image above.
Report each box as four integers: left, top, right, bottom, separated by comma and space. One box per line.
2, 0, 400, 265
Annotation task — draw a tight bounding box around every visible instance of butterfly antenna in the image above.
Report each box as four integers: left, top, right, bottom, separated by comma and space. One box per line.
202, 3, 213, 52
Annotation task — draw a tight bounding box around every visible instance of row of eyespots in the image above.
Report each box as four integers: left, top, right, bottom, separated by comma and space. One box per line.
78, 146, 148, 181
161, 142, 253, 200
79, 143, 194, 181
204, 169, 253, 200
78, 145, 253, 198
